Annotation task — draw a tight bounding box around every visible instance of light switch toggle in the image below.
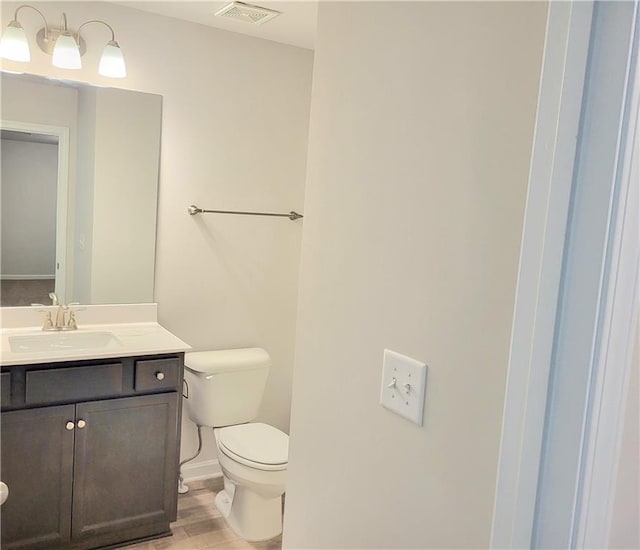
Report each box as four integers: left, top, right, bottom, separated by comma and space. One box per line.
380, 349, 428, 426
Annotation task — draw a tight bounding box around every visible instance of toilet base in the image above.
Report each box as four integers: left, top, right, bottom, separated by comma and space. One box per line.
214, 485, 283, 542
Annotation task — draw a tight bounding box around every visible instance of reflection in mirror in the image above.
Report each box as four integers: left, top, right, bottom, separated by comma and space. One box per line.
0, 73, 162, 307
1, 127, 59, 305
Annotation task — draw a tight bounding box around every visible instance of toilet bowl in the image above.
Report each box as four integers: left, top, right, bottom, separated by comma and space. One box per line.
213, 423, 287, 541
182, 349, 288, 542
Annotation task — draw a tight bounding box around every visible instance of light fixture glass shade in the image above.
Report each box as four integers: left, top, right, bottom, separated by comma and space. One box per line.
0, 20, 30, 62
98, 40, 126, 78
52, 32, 81, 69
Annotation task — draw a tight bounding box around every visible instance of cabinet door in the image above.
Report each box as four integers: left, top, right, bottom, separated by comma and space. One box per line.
0, 405, 75, 550
71, 393, 178, 544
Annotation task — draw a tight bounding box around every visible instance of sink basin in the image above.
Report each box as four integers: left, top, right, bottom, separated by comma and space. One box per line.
9, 331, 122, 353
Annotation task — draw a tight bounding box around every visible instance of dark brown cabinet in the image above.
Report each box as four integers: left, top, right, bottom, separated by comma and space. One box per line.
72, 394, 178, 545
1, 354, 184, 550
1, 405, 75, 549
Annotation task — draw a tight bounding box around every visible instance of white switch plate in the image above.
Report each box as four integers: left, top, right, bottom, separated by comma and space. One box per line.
380, 349, 427, 425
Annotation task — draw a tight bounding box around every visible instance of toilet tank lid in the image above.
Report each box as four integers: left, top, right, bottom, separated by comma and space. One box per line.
185, 348, 271, 374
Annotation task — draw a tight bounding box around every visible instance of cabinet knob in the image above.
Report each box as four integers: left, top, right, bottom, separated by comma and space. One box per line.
77, 419, 86, 429
155, 371, 165, 381
66, 421, 75, 431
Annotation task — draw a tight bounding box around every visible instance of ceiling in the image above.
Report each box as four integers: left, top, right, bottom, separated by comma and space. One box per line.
116, 1, 318, 50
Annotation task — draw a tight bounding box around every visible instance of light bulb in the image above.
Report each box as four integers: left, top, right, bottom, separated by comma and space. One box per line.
0, 20, 30, 62
52, 31, 81, 69
98, 40, 126, 78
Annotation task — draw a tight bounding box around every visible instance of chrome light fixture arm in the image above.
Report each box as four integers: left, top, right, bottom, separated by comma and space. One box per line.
75, 19, 116, 44
76, 19, 117, 44
12, 4, 49, 37
35, 11, 86, 57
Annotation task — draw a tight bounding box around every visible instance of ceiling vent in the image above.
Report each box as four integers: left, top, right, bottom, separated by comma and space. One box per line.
214, 1, 281, 25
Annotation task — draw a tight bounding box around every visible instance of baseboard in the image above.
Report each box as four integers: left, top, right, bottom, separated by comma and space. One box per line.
0, 274, 55, 280
180, 459, 222, 482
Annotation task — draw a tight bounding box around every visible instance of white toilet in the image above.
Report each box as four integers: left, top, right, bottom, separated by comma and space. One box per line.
183, 348, 288, 542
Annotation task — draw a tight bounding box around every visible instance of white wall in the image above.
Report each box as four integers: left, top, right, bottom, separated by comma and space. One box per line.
1, 139, 57, 277
0, 2, 313, 467
73, 86, 161, 304
74, 87, 97, 303
89, 88, 161, 304
608, 332, 639, 549
284, 2, 546, 548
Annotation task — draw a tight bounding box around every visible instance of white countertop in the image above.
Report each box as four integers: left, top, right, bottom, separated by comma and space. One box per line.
0, 322, 191, 366
0, 305, 191, 366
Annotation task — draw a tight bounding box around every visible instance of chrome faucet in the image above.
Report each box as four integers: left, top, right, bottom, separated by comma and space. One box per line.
54, 304, 69, 330
34, 293, 82, 331
48, 303, 82, 331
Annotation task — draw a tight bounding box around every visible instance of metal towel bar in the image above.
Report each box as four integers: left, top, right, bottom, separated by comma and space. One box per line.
188, 204, 303, 221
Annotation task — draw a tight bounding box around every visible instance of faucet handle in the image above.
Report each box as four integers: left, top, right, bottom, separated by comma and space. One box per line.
65, 303, 84, 330
32, 305, 55, 330
41, 311, 54, 331
67, 311, 78, 330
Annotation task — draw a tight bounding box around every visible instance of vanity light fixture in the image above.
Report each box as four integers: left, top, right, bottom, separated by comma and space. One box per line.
0, 5, 126, 78
0, 20, 30, 62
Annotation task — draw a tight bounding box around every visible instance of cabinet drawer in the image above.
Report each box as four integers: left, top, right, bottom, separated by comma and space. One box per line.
1, 372, 11, 406
135, 358, 180, 392
26, 363, 123, 404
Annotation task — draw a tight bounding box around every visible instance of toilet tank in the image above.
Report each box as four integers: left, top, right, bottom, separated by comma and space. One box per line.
183, 348, 271, 428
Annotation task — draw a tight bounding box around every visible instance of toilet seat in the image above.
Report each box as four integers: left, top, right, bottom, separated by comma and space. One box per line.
218, 423, 288, 472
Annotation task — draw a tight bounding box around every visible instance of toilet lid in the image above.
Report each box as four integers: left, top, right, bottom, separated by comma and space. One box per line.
218, 423, 288, 468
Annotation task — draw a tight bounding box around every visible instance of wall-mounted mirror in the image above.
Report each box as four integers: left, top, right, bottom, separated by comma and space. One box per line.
1, 72, 162, 307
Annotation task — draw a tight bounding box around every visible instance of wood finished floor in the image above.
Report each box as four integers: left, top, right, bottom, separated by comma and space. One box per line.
123, 478, 282, 550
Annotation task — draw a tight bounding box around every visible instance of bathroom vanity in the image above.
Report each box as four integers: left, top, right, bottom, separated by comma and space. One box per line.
0, 68, 185, 549
0, 306, 190, 550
